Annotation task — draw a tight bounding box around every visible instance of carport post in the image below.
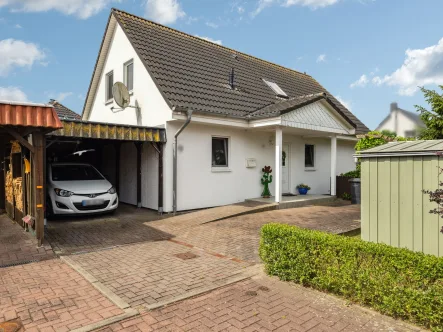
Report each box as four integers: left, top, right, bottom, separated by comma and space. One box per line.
32, 132, 45, 246
135, 142, 142, 208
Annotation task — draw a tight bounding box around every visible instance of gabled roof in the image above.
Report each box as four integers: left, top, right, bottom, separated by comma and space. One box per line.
49, 100, 81, 120
376, 103, 425, 131
83, 8, 369, 134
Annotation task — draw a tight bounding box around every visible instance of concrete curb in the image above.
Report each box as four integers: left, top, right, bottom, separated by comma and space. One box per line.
60, 256, 130, 310
145, 265, 262, 311
70, 308, 138, 332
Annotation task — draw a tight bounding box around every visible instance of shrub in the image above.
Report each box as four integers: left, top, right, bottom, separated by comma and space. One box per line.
340, 169, 360, 178
260, 224, 443, 331
296, 184, 311, 190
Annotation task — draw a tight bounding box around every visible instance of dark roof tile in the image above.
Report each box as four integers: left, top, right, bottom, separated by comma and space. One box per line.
112, 9, 369, 133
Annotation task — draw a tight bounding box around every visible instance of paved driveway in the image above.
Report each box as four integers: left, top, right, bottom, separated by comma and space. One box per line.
168, 204, 361, 263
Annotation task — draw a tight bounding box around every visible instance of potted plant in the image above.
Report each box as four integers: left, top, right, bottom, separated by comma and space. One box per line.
296, 184, 311, 195
261, 166, 273, 198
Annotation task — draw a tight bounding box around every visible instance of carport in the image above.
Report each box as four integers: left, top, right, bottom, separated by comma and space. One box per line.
46, 119, 166, 214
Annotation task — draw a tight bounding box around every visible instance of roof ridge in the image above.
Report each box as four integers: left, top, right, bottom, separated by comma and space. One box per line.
111, 7, 311, 78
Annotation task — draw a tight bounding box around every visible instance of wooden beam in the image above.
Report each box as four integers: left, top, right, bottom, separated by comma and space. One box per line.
32, 132, 45, 246
135, 142, 142, 208
3, 127, 35, 153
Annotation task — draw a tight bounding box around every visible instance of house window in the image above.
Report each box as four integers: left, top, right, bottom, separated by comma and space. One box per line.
212, 137, 229, 167
305, 144, 315, 168
124, 60, 134, 93
105, 71, 113, 102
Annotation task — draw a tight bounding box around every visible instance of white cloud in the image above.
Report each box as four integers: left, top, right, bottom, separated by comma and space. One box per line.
372, 38, 443, 96
0, 39, 46, 76
0, 0, 118, 19
350, 74, 369, 88
56, 92, 73, 101
144, 0, 185, 25
195, 35, 222, 45
335, 95, 351, 111
14, 23, 22, 28
206, 22, 218, 28
252, 0, 340, 16
283, 0, 340, 9
316, 54, 326, 63
237, 6, 245, 13
46, 91, 73, 102
0, 86, 27, 101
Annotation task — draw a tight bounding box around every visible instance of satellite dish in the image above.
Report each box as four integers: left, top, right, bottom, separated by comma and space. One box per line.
112, 82, 130, 109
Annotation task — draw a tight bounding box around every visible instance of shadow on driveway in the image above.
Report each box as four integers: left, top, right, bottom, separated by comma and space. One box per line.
45, 204, 174, 255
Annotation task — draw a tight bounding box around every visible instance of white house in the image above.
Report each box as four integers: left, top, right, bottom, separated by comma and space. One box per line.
81, 8, 369, 213
376, 102, 425, 138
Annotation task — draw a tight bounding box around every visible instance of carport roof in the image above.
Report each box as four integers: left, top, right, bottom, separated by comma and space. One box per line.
48, 119, 166, 142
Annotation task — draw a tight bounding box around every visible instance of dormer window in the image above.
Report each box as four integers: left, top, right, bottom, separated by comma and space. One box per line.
263, 79, 288, 98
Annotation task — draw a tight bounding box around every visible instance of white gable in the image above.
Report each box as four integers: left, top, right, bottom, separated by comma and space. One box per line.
281, 100, 354, 134
84, 20, 172, 127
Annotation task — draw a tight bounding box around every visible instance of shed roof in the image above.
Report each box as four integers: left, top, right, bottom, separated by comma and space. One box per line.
0, 100, 63, 129
359, 140, 443, 157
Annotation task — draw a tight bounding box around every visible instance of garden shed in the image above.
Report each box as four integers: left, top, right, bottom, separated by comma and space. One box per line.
359, 140, 443, 256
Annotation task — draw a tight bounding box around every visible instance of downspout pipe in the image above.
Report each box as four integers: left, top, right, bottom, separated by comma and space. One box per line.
173, 109, 193, 214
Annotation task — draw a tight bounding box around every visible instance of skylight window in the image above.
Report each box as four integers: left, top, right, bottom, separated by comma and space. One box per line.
263, 79, 288, 98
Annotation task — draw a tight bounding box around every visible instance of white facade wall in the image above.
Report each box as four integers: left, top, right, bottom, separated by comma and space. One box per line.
141, 143, 159, 210
87, 24, 172, 127
119, 142, 137, 205
162, 121, 356, 212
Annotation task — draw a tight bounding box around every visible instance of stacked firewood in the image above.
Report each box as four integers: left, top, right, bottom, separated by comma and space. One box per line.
5, 170, 13, 203
13, 177, 23, 212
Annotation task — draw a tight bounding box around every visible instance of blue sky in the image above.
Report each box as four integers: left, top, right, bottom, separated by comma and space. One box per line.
1, 0, 442, 130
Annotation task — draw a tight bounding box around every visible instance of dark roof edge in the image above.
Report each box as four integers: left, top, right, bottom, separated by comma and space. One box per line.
110, 8, 312, 79
112, 10, 173, 111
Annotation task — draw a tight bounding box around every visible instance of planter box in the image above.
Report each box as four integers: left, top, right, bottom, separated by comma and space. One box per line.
336, 176, 352, 198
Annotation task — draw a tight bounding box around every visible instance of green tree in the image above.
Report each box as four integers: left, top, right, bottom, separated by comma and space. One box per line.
415, 86, 443, 139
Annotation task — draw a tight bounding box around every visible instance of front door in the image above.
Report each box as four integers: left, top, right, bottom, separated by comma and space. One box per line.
282, 143, 290, 193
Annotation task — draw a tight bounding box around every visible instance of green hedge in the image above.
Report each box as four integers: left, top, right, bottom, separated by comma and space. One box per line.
259, 224, 443, 331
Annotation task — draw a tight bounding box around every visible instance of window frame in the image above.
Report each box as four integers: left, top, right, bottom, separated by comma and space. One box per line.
304, 144, 316, 170
123, 59, 134, 94
211, 136, 230, 171
105, 70, 114, 103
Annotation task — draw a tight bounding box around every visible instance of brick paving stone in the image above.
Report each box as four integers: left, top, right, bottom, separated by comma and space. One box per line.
169, 204, 361, 262
99, 275, 422, 332
0, 215, 54, 267
0, 259, 125, 330
66, 240, 251, 308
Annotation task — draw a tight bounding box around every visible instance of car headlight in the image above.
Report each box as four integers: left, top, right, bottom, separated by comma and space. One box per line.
108, 186, 117, 194
54, 188, 73, 197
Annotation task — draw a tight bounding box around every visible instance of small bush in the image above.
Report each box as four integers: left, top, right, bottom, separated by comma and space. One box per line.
260, 224, 443, 331
340, 169, 360, 178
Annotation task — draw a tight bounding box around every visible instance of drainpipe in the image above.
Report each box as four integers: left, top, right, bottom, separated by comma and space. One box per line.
173, 109, 193, 214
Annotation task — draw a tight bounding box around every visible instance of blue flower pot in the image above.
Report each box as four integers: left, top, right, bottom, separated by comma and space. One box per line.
298, 188, 309, 195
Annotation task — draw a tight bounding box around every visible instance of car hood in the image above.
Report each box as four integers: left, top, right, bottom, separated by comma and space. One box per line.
51, 180, 112, 194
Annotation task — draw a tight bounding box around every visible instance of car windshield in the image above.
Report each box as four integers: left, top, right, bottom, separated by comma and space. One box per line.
52, 165, 104, 181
